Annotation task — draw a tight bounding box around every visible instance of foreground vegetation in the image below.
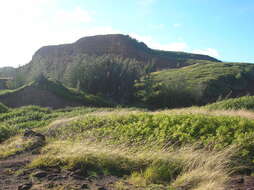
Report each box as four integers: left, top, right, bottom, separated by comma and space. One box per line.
1, 101, 254, 189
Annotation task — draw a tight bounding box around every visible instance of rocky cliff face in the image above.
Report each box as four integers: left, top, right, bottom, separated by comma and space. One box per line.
33, 34, 218, 67
19, 34, 219, 84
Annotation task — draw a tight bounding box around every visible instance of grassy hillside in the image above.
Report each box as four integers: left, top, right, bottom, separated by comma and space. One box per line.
1, 105, 254, 189
0, 76, 111, 108
206, 96, 254, 111
136, 62, 254, 108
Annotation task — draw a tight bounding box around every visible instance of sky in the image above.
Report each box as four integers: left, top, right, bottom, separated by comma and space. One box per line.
0, 0, 253, 67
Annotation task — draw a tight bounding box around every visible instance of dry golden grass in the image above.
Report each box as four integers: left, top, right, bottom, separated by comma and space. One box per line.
170, 146, 234, 190
28, 139, 235, 190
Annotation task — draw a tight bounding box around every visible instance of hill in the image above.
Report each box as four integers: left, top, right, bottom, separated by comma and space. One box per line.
135, 61, 254, 108
17, 34, 218, 85
0, 76, 110, 108
3, 34, 254, 108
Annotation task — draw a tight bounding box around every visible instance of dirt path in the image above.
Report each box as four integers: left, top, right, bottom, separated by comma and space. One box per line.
0, 152, 120, 190
0, 154, 35, 190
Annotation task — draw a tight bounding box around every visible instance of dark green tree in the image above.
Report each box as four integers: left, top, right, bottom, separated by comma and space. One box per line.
69, 55, 151, 103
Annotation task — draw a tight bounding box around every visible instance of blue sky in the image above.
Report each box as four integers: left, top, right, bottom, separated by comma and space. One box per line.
0, 0, 253, 67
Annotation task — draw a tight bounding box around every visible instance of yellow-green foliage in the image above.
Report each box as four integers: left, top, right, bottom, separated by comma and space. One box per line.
46, 113, 254, 166
0, 106, 55, 142
0, 106, 122, 142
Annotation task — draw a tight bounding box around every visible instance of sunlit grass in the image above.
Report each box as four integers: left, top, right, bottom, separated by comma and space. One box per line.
28, 139, 235, 190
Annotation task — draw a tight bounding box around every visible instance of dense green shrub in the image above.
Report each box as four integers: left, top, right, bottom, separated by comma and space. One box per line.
69, 55, 153, 103
135, 75, 197, 108
143, 159, 181, 183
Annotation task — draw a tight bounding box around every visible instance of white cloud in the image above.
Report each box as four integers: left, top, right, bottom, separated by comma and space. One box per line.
192, 48, 220, 58
0, 1, 96, 67
173, 23, 182, 28
130, 33, 219, 57
47, 27, 119, 45
130, 33, 188, 51
0, 0, 219, 68
55, 7, 92, 24
155, 42, 188, 51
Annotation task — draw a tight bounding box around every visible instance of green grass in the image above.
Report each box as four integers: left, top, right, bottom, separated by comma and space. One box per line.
0, 106, 142, 143
137, 62, 254, 108
154, 62, 254, 90
0, 106, 56, 142
206, 96, 254, 111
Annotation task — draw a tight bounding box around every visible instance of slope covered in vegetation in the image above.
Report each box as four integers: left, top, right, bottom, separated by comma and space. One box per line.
0, 76, 110, 108
136, 62, 254, 108
206, 96, 254, 111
